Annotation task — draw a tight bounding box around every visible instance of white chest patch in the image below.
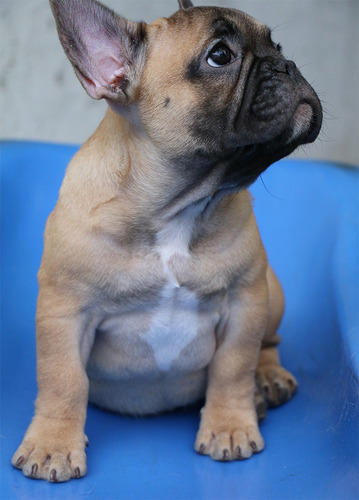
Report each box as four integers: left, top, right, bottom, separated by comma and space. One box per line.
143, 284, 200, 372
155, 198, 209, 286
146, 200, 210, 371
156, 218, 192, 286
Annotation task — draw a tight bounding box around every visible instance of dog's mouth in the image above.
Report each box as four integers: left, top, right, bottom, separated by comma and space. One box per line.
287, 99, 322, 145
218, 94, 322, 191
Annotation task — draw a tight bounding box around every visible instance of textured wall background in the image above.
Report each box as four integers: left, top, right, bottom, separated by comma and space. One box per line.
1, 0, 358, 165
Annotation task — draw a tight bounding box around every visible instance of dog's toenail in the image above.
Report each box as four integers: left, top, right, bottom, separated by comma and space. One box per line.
199, 443, 206, 454
50, 469, 57, 482
288, 379, 297, 391
31, 464, 38, 478
15, 456, 25, 468
222, 449, 230, 461
250, 441, 258, 452
235, 446, 242, 459
74, 467, 81, 478
256, 400, 267, 421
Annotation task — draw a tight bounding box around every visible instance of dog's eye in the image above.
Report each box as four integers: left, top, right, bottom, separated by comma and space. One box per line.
207, 44, 233, 67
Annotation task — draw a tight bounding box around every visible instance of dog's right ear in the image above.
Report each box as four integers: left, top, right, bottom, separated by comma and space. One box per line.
178, 0, 194, 8
50, 0, 147, 104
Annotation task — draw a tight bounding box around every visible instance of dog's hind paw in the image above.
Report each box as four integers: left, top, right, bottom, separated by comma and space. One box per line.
255, 364, 298, 408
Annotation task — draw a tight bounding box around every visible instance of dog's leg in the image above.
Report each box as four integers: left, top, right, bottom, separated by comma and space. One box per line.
12, 287, 92, 482
195, 277, 268, 461
255, 266, 298, 418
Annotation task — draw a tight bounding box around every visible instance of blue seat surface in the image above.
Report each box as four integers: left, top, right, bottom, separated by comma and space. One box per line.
1, 141, 358, 500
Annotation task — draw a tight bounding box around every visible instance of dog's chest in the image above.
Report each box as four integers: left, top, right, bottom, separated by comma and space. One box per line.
143, 208, 210, 371
89, 282, 219, 378
88, 210, 222, 378
142, 283, 204, 371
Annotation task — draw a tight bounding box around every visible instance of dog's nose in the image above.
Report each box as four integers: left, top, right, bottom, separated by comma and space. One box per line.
273, 59, 297, 76
259, 57, 297, 78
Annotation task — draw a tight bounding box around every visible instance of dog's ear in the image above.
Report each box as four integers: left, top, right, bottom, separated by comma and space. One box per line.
178, 0, 194, 9
50, 0, 147, 103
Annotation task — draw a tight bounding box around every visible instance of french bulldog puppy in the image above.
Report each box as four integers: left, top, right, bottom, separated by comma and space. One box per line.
12, 0, 322, 482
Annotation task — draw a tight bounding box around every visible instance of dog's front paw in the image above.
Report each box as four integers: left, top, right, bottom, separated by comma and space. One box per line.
195, 407, 264, 461
256, 364, 298, 408
12, 415, 87, 482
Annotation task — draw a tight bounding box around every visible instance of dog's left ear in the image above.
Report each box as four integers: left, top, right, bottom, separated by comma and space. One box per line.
178, 0, 194, 9
50, 0, 147, 104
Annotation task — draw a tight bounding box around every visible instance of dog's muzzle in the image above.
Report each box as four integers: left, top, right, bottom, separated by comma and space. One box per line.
246, 55, 322, 146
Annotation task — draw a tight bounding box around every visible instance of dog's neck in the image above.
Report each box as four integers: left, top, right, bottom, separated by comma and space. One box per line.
107, 100, 146, 137
100, 107, 229, 218
61, 106, 246, 252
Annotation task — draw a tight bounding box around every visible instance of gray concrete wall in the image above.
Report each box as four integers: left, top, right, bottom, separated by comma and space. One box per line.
1, 0, 358, 165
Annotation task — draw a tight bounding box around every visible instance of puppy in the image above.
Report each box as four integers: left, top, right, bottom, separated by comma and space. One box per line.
12, 0, 322, 482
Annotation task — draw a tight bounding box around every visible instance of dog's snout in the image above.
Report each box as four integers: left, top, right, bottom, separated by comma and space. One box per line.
258, 57, 297, 78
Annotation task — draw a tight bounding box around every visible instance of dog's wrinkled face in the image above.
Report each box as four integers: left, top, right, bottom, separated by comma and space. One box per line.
51, 0, 322, 191
139, 7, 322, 187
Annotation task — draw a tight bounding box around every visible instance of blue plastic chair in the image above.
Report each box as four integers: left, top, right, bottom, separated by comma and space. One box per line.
1, 141, 358, 499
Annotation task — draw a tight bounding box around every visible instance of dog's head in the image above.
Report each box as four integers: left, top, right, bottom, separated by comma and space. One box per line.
50, 0, 322, 190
